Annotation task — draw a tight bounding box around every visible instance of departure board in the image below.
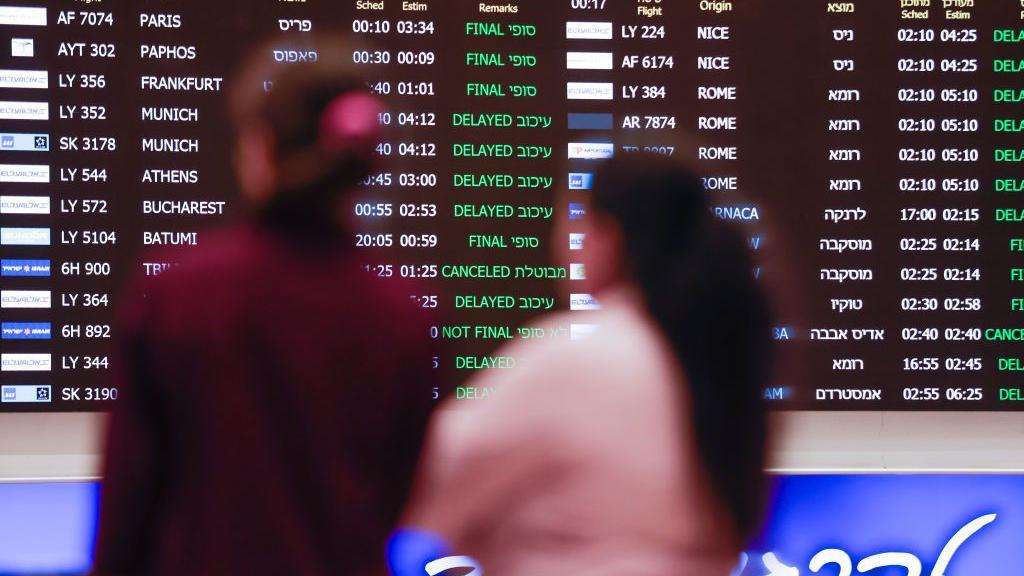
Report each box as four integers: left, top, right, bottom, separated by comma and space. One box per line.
0, 0, 1023, 412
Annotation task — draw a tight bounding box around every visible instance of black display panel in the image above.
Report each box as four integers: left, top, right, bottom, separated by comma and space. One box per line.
0, 0, 1022, 412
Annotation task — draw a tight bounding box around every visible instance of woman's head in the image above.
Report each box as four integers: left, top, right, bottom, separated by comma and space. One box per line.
585, 153, 774, 542
229, 35, 383, 234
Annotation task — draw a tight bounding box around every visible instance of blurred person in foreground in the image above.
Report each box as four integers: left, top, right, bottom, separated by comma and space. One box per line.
94, 37, 438, 576
402, 153, 774, 575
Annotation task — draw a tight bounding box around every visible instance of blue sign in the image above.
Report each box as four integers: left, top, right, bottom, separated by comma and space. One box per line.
0, 483, 97, 574
742, 475, 1024, 575
0, 476, 1021, 574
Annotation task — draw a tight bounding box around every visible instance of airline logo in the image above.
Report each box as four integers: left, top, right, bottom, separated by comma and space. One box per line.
570, 263, 587, 280
569, 233, 586, 250
1, 385, 51, 404
569, 203, 586, 219
570, 323, 600, 341
11, 38, 33, 58
566, 22, 613, 40
0, 70, 46, 89
567, 82, 614, 100
1, 227, 49, 246
0, 133, 47, 151
568, 113, 613, 130
567, 52, 613, 70
1, 290, 50, 309
0, 7, 46, 27
0, 101, 47, 120
2, 322, 51, 340
0, 196, 49, 214
570, 293, 602, 311
0, 164, 48, 182
1, 353, 51, 372
569, 173, 594, 190
1, 259, 50, 277
568, 142, 614, 159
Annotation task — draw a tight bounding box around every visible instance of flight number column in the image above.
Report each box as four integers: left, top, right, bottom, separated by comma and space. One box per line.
51, 6, 121, 408
616, 0, 674, 160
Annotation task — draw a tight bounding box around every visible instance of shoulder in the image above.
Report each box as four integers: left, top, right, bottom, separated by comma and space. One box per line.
445, 303, 680, 436
508, 305, 677, 390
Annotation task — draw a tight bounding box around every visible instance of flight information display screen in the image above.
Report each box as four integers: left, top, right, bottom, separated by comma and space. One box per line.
0, 0, 1022, 412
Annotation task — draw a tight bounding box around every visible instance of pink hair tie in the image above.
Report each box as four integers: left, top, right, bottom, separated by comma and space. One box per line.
318, 91, 384, 155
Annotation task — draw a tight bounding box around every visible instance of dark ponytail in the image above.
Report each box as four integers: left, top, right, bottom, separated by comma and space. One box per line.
592, 154, 773, 541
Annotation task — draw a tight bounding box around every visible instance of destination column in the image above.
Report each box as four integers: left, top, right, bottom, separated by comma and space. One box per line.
135, 3, 232, 279
812, 0, 885, 406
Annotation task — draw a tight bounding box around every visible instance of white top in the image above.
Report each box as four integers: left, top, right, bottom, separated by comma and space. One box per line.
404, 287, 741, 575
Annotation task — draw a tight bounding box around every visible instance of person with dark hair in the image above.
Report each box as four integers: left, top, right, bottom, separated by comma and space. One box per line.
94, 37, 437, 576
402, 152, 773, 575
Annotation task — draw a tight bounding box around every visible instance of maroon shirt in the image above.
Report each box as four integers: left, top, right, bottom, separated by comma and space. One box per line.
95, 226, 438, 576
